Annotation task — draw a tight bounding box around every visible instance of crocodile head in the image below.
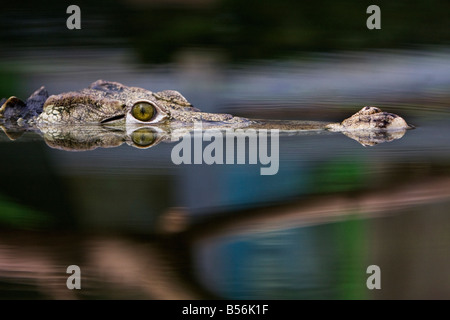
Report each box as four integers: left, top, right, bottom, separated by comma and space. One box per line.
33, 80, 250, 128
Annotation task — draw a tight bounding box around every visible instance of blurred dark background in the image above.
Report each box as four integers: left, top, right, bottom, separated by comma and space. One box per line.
1, 0, 449, 63
1, 0, 450, 300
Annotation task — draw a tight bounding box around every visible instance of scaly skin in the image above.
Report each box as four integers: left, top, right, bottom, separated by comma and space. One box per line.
0, 80, 413, 149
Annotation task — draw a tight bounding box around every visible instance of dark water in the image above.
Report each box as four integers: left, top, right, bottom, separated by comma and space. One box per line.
1, 0, 450, 299
1, 48, 450, 300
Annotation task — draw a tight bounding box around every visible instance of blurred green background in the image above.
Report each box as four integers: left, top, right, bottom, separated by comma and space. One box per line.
1, 0, 450, 300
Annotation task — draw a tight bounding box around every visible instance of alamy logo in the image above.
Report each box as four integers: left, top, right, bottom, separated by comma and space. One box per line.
170, 122, 280, 175
366, 5, 381, 30
66, 265, 81, 289
366, 265, 381, 289
66, 5, 81, 30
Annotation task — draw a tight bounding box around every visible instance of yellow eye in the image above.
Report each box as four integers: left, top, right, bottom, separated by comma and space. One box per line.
131, 101, 156, 122
131, 128, 157, 147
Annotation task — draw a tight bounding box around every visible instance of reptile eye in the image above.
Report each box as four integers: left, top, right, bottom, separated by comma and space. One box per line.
131, 101, 156, 122
131, 128, 157, 147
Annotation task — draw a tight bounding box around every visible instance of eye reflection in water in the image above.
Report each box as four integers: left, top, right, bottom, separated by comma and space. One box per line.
130, 127, 159, 148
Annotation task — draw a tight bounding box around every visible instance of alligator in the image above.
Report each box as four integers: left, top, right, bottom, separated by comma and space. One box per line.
0, 80, 413, 150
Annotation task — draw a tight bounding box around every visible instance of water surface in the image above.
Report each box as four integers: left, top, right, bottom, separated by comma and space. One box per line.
1, 49, 450, 299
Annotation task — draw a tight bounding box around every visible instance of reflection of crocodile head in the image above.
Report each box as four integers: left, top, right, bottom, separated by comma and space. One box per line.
0, 80, 413, 149
39, 126, 162, 151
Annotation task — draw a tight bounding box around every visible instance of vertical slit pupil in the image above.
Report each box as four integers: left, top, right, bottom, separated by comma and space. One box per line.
132, 102, 155, 121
